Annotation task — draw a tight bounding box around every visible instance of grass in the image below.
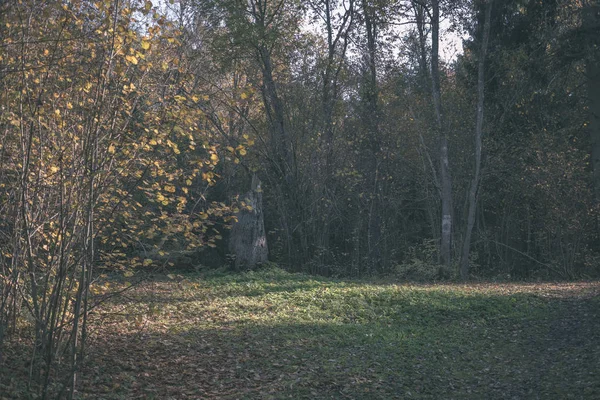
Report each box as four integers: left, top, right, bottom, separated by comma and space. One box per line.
2, 266, 600, 399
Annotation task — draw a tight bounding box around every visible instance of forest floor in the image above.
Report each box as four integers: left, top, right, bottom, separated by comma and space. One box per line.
2, 267, 600, 399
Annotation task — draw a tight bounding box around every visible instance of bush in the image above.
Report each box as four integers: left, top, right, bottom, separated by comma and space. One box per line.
394, 239, 444, 281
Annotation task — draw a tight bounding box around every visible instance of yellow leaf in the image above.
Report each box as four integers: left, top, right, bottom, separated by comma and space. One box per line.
239, 148, 247, 156
124, 271, 134, 278
141, 40, 151, 50
126, 55, 138, 65
210, 154, 218, 162
108, 144, 115, 154
185, 179, 192, 186
143, 259, 152, 266
240, 92, 248, 100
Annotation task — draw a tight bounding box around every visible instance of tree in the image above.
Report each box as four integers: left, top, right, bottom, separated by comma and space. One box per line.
464, 0, 597, 278
0, 0, 226, 396
358, 0, 384, 270
229, 175, 268, 270
430, 0, 454, 272
460, 0, 492, 280
583, 2, 600, 209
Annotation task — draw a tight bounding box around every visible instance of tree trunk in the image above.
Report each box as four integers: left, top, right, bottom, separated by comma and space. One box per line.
321, 0, 353, 173
430, 0, 453, 272
229, 175, 268, 270
591, 62, 600, 205
460, 0, 492, 280
585, 4, 600, 205
258, 45, 293, 176
413, 1, 430, 87
361, 0, 382, 270
582, 2, 600, 239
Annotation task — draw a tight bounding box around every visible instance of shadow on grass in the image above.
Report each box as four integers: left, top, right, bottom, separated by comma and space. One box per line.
78, 305, 600, 400
74, 286, 600, 399
6, 272, 599, 399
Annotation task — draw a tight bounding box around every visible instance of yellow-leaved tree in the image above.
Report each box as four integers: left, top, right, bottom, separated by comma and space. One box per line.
0, 0, 229, 397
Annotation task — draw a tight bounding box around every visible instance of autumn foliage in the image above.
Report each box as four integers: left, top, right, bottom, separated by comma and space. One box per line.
0, 0, 230, 395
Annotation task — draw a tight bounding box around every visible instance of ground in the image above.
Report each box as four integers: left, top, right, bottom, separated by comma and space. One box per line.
2, 267, 600, 399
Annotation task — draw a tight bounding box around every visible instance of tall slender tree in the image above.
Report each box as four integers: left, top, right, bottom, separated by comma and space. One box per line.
460, 0, 492, 280
430, 0, 453, 271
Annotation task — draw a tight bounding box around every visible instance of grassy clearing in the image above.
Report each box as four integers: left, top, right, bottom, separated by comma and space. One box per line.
2, 267, 600, 399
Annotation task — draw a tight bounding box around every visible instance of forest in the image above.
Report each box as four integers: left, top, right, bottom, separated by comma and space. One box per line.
1, 0, 599, 398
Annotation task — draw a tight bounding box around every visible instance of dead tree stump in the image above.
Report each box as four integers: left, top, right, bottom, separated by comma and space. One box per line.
228, 175, 268, 270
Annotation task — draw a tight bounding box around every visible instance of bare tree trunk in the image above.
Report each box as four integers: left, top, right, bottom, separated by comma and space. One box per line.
580, 2, 600, 240
591, 65, 600, 204
248, 0, 302, 266
308, 0, 353, 271
460, 0, 492, 280
229, 175, 268, 270
430, 0, 453, 272
258, 45, 294, 177
320, 0, 353, 173
412, 1, 430, 87
361, 0, 382, 271
585, 4, 600, 207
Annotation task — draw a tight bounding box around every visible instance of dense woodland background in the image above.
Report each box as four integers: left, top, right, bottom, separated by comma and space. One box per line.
1, 0, 599, 397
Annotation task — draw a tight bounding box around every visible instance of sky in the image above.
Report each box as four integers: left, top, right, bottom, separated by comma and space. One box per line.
303, 2, 467, 65
440, 18, 467, 62
157, 0, 467, 63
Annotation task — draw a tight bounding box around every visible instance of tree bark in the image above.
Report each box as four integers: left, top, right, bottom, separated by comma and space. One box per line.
361, 0, 382, 270
413, 1, 430, 88
591, 62, 600, 203
460, 0, 492, 280
584, 3, 600, 205
229, 175, 268, 270
320, 0, 353, 173
430, 0, 453, 272
257, 44, 293, 176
